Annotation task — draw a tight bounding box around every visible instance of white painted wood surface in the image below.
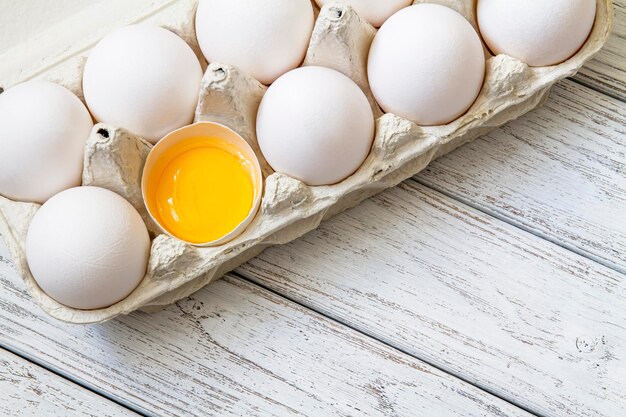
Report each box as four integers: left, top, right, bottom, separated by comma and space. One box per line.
239, 179, 626, 417
0, 1, 624, 416
237, 19, 626, 416
0, 348, 136, 417
419, 79, 626, 273
0, 0, 179, 88
0, 249, 530, 417
575, 0, 626, 100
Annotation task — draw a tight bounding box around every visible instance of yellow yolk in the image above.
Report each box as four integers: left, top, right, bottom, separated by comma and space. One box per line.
150, 139, 255, 244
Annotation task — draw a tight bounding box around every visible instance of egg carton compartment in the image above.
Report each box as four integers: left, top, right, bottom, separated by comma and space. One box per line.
0, 0, 613, 323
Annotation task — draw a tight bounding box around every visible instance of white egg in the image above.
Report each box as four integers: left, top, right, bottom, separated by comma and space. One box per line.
315, 0, 412, 27
368, 4, 485, 126
83, 25, 203, 144
195, 0, 314, 85
478, 0, 596, 67
257, 66, 374, 186
0, 81, 93, 204
26, 186, 150, 310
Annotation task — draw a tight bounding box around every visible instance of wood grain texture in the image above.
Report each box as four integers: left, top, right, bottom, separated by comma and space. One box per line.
0, 348, 136, 417
0, 2, 621, 416
418, 79, 626, 273
239, 180, 626, 417
0, 249, 530, 417
574, 0, 626, 100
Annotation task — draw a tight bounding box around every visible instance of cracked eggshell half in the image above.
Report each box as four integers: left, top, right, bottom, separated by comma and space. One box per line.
83, 25, 203, 144
0, 81, 93, 204
314, 0, 412, 27
195, 0, 314, 85
477, 0, 597, 67
256, 66, 375, 186
26, 186, 150, 310
142, 122, 263, 247
368, 4, 485, 126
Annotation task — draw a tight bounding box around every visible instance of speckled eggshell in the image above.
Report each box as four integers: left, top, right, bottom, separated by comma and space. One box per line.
195, 0, 314, 85
315, 0, 412, 27
0, 81, 93, 204
26, 186, 150, 310
477, 0, 597, 67
83, 25, 203, 144
367, 4, 485, 126
256, 66, 374, 186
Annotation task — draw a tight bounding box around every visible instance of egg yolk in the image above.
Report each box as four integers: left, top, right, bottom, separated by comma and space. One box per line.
151, 139, 255, 244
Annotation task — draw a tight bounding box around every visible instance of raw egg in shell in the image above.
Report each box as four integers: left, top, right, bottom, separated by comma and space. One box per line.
142, 122, 263, 246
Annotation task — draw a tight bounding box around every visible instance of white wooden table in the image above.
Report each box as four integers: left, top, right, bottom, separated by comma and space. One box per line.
1, 2, 625, 416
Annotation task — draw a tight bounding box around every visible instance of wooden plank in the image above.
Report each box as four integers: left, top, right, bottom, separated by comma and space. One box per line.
0, 248, 531, 417
0, 3, 623, 416
0, 0, 179, 87
238, 180, 626, 417
0, 348, 136, 417
574, 0, 626, 100
418, 79, 626, 273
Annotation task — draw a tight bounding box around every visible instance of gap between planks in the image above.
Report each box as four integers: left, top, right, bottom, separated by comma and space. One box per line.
573, 0, 626, 101
0, 346, 141, 417
0, 342, 150, 417
236, 75, 626, 417
229, 270, 542, 417
0, 251, 534, 417
0, 1, 622, 416
239, 179, 626, 416
418, 78, 626, 276
415, 173, 626, 275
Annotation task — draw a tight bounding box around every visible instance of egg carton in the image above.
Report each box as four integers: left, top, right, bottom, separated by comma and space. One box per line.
0, 0, 613, 323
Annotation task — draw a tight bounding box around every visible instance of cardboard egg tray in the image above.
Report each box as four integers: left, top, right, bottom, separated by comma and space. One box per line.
0, 0, 613, 323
